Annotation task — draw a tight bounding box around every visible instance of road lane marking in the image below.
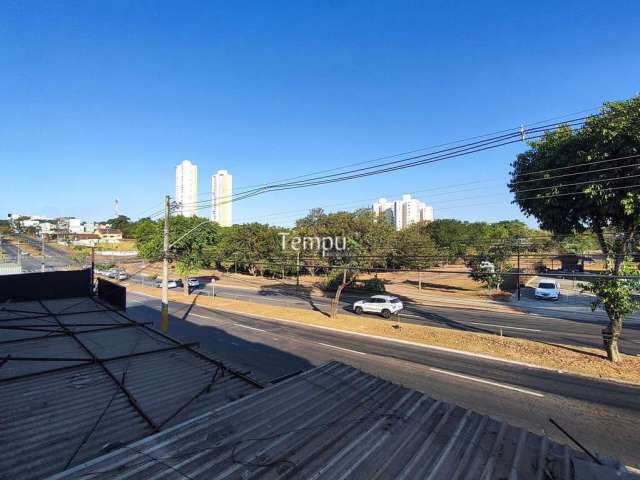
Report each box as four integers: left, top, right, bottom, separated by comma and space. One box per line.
465, 321, 543, 333
429, 368, 544, 397
206, 309, 564, 371
234, 323, 267, 333
317, 342, 367, 355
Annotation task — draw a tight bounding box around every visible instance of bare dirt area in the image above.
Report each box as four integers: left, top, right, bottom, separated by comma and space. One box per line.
129, 283, 640, 385
366, 266, 510, 300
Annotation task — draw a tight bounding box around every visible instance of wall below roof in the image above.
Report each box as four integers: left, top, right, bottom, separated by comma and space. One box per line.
0, 268, 91, 302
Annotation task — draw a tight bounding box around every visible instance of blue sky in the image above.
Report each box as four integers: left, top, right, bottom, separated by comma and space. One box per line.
1, 1, 638, 227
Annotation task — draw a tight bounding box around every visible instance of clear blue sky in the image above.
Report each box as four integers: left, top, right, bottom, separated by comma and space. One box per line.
1, 1, 638, 227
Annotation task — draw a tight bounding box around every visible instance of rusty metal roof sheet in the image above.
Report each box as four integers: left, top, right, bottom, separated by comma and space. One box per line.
46, 361, 636, 480
0, 297, 262, 480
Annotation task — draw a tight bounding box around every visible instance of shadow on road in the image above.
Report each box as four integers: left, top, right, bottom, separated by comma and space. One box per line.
127, 302, 314, 383
258, 283, 332, 317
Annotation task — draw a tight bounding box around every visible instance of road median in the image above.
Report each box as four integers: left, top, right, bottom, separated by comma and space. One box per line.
128, 283, 640, 386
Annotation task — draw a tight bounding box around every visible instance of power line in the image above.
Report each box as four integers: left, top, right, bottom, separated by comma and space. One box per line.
139, 113, 598, 219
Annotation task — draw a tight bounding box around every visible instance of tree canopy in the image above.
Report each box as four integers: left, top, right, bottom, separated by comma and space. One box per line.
509, 96, 640, 256
510, 96, 640, 361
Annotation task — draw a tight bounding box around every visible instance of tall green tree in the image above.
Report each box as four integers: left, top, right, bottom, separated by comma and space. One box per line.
214, 223, 286, 276
135, 216, 219, 294
509, 96, 640, 361
394, 223, 438, 270
293, 208, 395, 318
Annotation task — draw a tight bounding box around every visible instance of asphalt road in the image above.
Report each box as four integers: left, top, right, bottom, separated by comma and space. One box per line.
129, 276, 640, 355
126, 291, 640, 467
1, 234, 72, 272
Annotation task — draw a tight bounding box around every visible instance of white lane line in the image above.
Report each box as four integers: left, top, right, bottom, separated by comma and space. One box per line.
317, 342, 367, 356
465, 321, 543, 333
191, 313, 211, 319
234, 323, 267, 333
429, 368, 544, 397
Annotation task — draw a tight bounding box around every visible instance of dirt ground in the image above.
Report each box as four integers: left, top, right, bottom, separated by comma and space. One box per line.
122, 262, 503, 299
129, 283, 640, 385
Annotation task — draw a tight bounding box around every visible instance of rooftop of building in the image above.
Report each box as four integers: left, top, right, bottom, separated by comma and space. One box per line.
49, 361, 636, 480
95, 228, 122, 235
1, 271, 636, 480
0, 293, 262, 479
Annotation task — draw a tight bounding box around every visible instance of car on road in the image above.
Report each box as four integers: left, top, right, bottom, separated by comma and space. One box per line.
155, 279, 179, 289
117, 272, 129, 280
535, 280, 560, 300
187, 278, 200, 288
106, 269, 118, 278
353, 295, 403, 318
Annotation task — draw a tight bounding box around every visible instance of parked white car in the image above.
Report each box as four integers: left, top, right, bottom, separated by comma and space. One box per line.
187, 278, 200, 288
117, 272, 129, 280
535, 280, 560, 300
353, 295, 403, 318
155, 280, 179, 289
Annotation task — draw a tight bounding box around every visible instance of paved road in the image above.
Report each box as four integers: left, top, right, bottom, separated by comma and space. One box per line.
1, 234, 72, 272
128, 276, 640, 355
12, 233, 73, 270
126, 291, 640, 467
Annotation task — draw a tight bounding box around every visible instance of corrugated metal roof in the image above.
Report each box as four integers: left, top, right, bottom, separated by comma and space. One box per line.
46, 361, 637, 480
0, 297, 262, 480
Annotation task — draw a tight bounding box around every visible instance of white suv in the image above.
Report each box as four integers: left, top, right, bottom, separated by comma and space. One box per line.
353, 295, 403, 319
534, 280, 560, 300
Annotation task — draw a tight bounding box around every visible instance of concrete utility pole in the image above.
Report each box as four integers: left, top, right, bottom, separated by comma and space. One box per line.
90, 246, 95, 294
517, 243, 521, 301
17, 241, 22, 270
513, 237, 531, 301
160, 195, 170, 333
41, 235, 45, 273
296, 250, 300, 289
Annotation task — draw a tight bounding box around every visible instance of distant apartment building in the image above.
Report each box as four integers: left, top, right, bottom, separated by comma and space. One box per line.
211, 170, 232, 227
372, 194, 433, 231
175, 160, 198, 217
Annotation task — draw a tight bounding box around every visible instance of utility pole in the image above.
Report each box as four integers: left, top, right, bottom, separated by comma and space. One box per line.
517, 243, 521, 301
90, 246, 95, 294
41, 235, 45, 272
17, 241, 22, 271
296, 250, 300, 289
513, 237, 531, 301
160, 195, 170, 333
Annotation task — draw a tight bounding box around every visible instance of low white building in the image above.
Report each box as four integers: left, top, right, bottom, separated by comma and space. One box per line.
39, 222, 54, 235
68, 218, 84, 234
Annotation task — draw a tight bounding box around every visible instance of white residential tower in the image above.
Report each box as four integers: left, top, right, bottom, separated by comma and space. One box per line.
211, 170, 233, 226
175, 160, 198, 217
